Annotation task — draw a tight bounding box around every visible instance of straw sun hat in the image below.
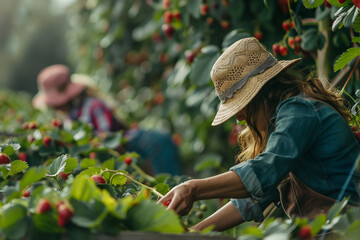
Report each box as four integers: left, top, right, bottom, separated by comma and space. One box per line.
211, 37, 301, 126
33, 64, 87, 109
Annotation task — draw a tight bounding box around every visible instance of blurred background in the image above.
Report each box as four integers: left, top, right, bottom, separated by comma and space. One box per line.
1, 0, 359, 175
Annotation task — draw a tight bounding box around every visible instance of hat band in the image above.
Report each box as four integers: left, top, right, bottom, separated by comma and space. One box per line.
218, 55, 278, 103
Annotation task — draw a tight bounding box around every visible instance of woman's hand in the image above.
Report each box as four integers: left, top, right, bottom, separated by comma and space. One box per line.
157, 181, 195, 216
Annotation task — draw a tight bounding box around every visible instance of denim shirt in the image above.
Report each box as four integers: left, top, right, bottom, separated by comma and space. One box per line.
230, 95, 360, 222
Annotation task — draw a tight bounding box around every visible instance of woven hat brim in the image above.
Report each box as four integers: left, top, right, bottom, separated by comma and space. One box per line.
211, 58, 301, 126
33, 79, 86, 109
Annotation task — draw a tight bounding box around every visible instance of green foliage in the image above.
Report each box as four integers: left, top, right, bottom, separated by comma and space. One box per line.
334, 48, 360, 71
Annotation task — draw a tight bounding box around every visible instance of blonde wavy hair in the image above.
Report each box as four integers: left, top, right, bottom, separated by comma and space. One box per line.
236, 69, 351, 163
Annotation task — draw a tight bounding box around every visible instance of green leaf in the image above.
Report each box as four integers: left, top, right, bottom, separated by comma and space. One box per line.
328, 197, 349, 221
303, 0, 325, 9
334, 47, 360, 71
80, 158, 97, 169
19, 166, 47, 190
154, 183, 170, 196
301, 28, 319, 51
343, 6, 357, 28
126, 200, 184, 233
60, 130, 74, 142
47, 155, 78, 177
328, 0, 352, 8
1, 144, 20, 156
345, 220, 360, 240
102, 158, 115, 169
9, 160, 28, 174
64, 157, 79, 173
352, 37, 360, 43
242, 226, 264, 237
316, 6, 330, 21
0, 165, 10, 179
78, 167, 102, 177
263, 0, 269, 8
189, 46, 220, 86
103, 132, 122, 149
113, 196, 134, 219
0, 203, 29, 239
70, 175, 102, 201
70, 198, 108, 228
33, 210, 63, 233
194, 154, 222, 172
222, 30, 252, 49
354, 15, 360, 32
310, 214, 327, 235
111, 174, 127, 186
187, 0, 202, 19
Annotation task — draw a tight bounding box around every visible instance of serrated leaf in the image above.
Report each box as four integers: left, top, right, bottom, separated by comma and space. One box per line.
80, 158, 97, 169
303, 0, 324, 9
102, 158, 115, 169
2, 144, 20, 156
154, 183, 170, 196
343, 5, 356, 28
19, 166, 47, 190
334, 47, 360, 71
328, 0, 352, 8
9, 160, 28, 175
64, 157, 78, 173
111, 174, 127, 186
126, 200, 184, 233
47, 155, 68, 177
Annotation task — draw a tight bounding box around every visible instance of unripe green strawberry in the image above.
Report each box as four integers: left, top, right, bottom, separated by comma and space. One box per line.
0, 153, 10, 164
36, 198, 52, 214
91, 175, 106, 184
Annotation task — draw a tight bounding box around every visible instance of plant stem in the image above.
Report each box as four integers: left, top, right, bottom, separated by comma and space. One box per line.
108, 171, 164, 198
53, 176, 63, 191
131, 163, 156, 183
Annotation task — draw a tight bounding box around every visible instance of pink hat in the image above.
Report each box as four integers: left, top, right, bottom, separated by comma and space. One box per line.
32, 65, 86, 108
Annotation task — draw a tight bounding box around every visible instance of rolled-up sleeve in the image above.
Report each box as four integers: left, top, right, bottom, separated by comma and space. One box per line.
230, 97, 321, 221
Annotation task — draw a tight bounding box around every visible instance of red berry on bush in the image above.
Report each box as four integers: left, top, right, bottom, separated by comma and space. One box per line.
200, 4, 210, 15
279, 45, 288, 56
91, 175, 106, 184
173, 11, 181, 20
42, 136, 52, 147
57, 204, 74, 227
338, 0, 346, 3
353, 0, 360, 9
291, 21, 295, 28
295, 45, 302, 55
206, 17, 214, 24
354, 131, 360, 142
324, 0, 332, 8
163, 0, 170, 9
0, 153, 10, 164
124, 157, 132, 166
89, 152, 97, 159
185, 50, 196, 64
272, 43, 280, 56
295, 35, 302, 43
18, 152, 27, 162
51, 119, 63, 128
60, 172, 69, 180
22, 189, 30, 198
163, 200, 171, 207
28, 122, 38, 129
162, 24, 175, 38
36, 198, 52, 214
288, 37, 295, 49
27, 134, 35, 143
297, 225, 312, 239
163, 11, 173, 24
221, 20, 230, 30
22, 122, 29, 130
282, 21, 291, 32
254, 31, 263, 41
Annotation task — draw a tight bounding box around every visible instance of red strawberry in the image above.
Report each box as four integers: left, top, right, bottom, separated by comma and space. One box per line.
291, 21, 295, 28
18, 152, 27, 162
28, 122, 38, 129
173, 11, 181, 20
163, 0, 170, 9
353, 0, 360, 8
295, 35, 302, 43
162, 24, 175, 38
206, 17, 214, 24
338, 0, 346, 3
22, 122, 29, 130
282, 21, 291, 32
200, 4, 210, 15
42, 136, 52, 147
89, 152, 97, 159
27, 134, 35, 143
163, 11, 173, 24
324, 0, 332, 8
22, 189, 30, 198
279, 45, 288, 56
295, 45, 302, 55
57, 204, 74, 227
36, 198, 52, 214
288, 37, 295, 49
91, 175, 106, 184
297, 225, 312, 239
185, 50, 196, 64
163, 200, 171, 207
124, 157, 132, 166
221, 20, 230, 30
51, 119, 63, 128
272, 43, 280, 56
254, 31, 263, 41
0, 153, 10, 164
60, 172, 69, 180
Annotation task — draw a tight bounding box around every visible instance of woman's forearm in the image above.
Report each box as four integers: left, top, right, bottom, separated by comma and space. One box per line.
190, 201, 244, 231
189, 171, 250, 200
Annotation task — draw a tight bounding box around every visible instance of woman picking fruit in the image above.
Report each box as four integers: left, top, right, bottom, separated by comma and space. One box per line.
158, 37, 360, 231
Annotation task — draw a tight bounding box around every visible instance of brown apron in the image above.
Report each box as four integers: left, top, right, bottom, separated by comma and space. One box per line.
277, 172, 337, 220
